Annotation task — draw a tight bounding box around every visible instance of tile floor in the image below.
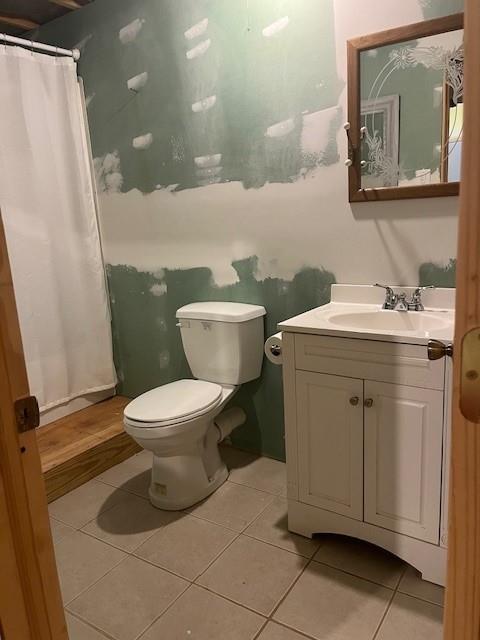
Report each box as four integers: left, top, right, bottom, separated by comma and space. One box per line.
50, 446, 445, 640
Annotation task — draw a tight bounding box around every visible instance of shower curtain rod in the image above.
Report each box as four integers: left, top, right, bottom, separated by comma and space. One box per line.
0, 33, 80, 61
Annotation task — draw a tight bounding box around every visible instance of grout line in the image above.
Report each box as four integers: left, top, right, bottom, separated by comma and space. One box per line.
241, 530, 318, 559
193, 582, 270, 618
67, 529, 195, 585
395, 564, 408, 591
182, 489, 277, 535
250, 553, 316, 639
63, 551, 127, 608
255, 620, 319, 640
252, 618, 270, 639
309, 557, 399, 591
226, 477, 286, 497
131, 581, 191, 640
371, 587, 397, 640
66, 609, 117, 640
370, 564, 407, 640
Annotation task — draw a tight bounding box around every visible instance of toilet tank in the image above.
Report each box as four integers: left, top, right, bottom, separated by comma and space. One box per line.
176, 302, 266, 385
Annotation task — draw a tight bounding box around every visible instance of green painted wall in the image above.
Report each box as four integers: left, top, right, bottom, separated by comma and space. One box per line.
108, 258, 335, 459
420, 258, 456, 287
37, 0, 343, 193
35, 0, 461, 460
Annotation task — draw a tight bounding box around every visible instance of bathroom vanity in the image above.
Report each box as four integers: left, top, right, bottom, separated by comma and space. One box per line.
278, 285, 454, 585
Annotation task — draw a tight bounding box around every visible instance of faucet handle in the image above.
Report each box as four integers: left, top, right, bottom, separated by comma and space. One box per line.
374, 284, 397, 309
374, 283, 395, 298
410, 285, 435, 311
413, 285, 435, 295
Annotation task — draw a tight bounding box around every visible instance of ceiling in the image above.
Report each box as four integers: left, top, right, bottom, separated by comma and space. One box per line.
0, 0, 93, 36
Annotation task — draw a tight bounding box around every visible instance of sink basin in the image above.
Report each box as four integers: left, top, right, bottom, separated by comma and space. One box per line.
327, 310, 450, 333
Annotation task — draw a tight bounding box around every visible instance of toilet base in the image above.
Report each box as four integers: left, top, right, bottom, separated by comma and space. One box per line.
148, 444, 229, 511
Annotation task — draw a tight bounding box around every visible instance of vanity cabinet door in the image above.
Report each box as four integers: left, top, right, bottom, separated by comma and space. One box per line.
296, 371, 364, 520
364, 381, 443, 543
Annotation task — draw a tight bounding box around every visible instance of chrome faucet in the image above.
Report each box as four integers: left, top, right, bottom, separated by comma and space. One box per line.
374, 284, 408, 310
374, 284, 397, 309
374, 284, 435, 312
408, 285, 435, 311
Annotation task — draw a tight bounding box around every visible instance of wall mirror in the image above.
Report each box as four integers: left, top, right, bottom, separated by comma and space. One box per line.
347, 14, 463, 202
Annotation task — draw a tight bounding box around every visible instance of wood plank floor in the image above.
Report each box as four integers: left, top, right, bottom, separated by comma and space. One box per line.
37, 396, 141, 502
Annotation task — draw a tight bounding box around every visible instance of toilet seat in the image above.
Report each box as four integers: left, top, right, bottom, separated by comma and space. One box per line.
124, 379, 223, 428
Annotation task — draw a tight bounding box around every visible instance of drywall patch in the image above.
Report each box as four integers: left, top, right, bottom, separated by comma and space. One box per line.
192, 95, 217, 113
133, 133, 154, 150
262, 16, 290, 38
93, 151, 123, 194
186, 39, 211, 60
300, 106, 342, 173
194, 154, 222, 168
106, 258, 336, 460
184, 18, 208, 41
419, 259, 456, 287
265, 118, 295, 139
150, 283, 167, 296
127, 72, 148, 93
119, 18, 145, 44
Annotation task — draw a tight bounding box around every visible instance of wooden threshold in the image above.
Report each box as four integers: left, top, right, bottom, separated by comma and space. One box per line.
37, 396, 140, 502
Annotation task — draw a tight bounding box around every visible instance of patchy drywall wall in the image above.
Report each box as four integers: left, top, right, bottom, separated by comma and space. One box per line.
108, 258, 335, 459
36, 0, 462, 459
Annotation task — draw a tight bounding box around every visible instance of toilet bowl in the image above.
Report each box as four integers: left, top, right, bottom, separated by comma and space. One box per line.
124, 380, 242, 509
123, 301, 266, 510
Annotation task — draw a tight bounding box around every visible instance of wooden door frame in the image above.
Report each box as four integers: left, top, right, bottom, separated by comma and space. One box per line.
0, 212, 67, 639
443, 0, 480, 636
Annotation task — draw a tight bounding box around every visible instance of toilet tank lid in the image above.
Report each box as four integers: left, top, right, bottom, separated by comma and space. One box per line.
176, 302, 266, 322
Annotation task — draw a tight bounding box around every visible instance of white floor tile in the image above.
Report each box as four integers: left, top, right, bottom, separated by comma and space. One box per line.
376, 592, 443, 640
274, 562, 392, 640
135, 513, 237, 580
54, 530, 125, 604
49, 480, 128, 528
138, 585, 265, 639
198, 535, 306, 615
187, 481, 273, 532
68, 556, 188, 640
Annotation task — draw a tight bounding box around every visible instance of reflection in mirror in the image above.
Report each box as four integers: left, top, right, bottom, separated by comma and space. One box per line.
360, 29, 463, 189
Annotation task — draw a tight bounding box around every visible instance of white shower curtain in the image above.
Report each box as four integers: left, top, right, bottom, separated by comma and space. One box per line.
0, 47, 117, 411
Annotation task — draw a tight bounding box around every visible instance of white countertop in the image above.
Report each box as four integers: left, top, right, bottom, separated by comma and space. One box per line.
278, 285, 455, 345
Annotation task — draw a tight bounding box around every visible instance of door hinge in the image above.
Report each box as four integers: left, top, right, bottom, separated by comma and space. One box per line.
14, 396, 40, 433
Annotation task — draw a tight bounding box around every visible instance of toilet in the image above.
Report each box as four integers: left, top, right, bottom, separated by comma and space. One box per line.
123, 301, 266, 510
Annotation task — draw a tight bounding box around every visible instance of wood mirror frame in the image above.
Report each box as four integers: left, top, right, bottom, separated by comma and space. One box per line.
347, 13, 464, 202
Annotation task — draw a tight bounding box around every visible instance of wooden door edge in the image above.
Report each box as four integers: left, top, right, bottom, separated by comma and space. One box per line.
0, 212, 67, 640
443, 0, 480, 636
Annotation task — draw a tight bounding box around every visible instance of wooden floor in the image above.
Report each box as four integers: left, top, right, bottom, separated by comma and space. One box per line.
37, 396, 140, 502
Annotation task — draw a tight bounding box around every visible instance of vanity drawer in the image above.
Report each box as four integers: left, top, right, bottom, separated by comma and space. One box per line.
294, 334, 445, 390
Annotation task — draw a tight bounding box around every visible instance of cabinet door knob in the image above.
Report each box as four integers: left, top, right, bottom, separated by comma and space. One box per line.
364, 398, 374, 408
349, 396, 360, 406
